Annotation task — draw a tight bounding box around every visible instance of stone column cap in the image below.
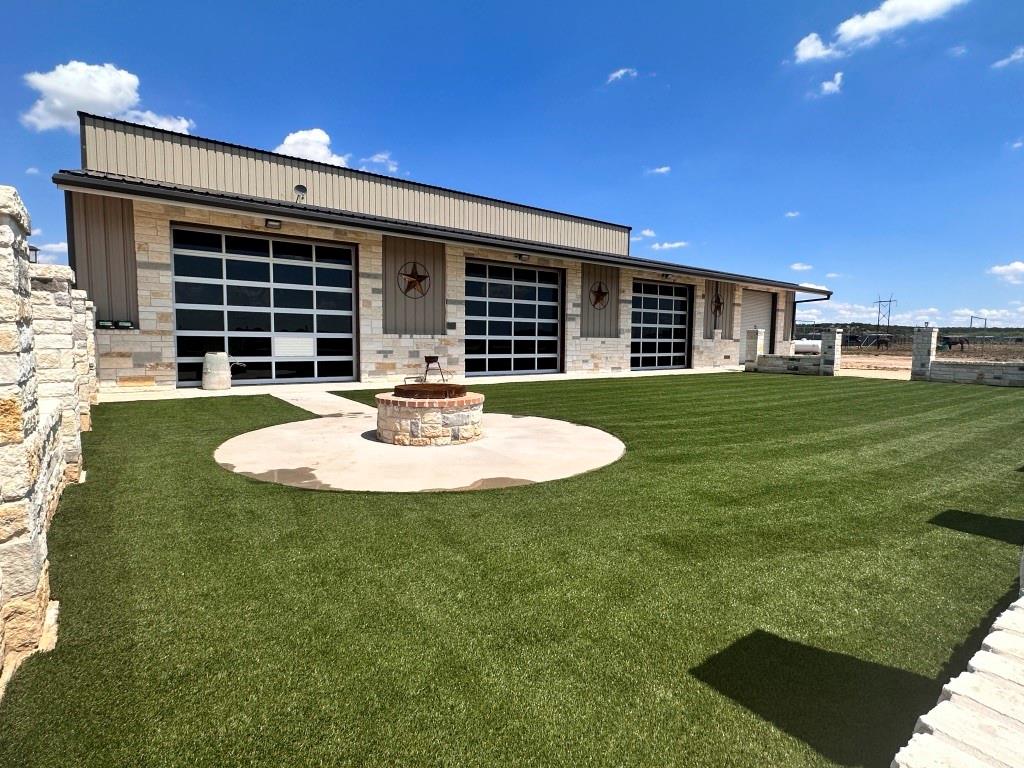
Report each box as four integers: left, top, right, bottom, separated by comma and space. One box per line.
0, 186, 31, 234
29, 263, 76, 282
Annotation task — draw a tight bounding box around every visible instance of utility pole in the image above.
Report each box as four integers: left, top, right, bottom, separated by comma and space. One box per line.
873, 294, 896, 333
969, 315, 987, 329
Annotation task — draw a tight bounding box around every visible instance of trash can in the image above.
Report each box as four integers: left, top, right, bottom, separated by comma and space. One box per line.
202, 352, 232, 390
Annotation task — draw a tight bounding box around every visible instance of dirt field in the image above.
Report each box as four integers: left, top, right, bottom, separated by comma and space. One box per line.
844, 342, 1024, 363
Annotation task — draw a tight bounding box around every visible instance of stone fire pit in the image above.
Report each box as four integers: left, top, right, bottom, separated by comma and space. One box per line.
375, 383, 484, 446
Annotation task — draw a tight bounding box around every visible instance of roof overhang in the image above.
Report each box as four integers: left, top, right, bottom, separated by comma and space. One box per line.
54, 170, 832, 297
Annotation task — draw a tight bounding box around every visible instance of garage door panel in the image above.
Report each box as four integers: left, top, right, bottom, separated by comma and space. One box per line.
739, 289, 774, 360
464, 259, 562, 376
172, 226, 357, 385
630, 280, 692, 370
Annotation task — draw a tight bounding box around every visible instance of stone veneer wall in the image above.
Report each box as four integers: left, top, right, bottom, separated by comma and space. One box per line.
746, 328, 843, 376
911, 326, 1024, 387
96, 200, 794, 388
0, 186, 95, 696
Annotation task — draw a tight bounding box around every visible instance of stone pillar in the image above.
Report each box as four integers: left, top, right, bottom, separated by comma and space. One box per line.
0, 187, 64, 684
744, 328, 765, 365
820, 328, 843, 375
775, 338, 794, 355
29, 265, 82, 481
911, 327, 938, 382
71, 290, 92, 431
84, 300, 97, 405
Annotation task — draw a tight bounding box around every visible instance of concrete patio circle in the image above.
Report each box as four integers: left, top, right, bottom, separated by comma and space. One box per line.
214, 411, 625, 492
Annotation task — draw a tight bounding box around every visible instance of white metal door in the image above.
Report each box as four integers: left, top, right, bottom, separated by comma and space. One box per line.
739, 289, 774, 360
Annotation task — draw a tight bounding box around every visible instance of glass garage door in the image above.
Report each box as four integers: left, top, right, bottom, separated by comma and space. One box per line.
630, 280, 692, 370
464, 260, 561, 376
172, 227, 356, 385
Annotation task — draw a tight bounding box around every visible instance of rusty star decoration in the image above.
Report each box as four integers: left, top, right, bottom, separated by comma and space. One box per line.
398, 262, 430, 298
590, 281, 609, 310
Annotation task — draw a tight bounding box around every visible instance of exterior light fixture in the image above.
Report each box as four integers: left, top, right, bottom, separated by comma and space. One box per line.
27, 245, 39, 263
294, 184, 307, 203
265, 219, 282, 230
661, 272, 672, 280
515, 253, 530, 262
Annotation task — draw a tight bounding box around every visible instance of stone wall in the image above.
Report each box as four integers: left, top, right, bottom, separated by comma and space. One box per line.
745, 328, 843, 376
0, 186, 95, 696
912, 327, 1024, 386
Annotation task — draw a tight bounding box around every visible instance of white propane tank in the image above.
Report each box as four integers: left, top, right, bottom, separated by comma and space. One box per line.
793, 338, 822, 355
202, 352, 232, 390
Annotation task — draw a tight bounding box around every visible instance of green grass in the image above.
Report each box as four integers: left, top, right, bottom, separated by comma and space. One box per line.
1, 374, 1022, 767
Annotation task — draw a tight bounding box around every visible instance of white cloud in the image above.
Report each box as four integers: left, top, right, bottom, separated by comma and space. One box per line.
825, 272, 843, 278
646, 165, 671, 175
1013, 139, 1023, 150
34, 242, 68, 264
630, 236, 643, 242
795, 33, 840, 63
25, 166, 39, 175
790, 262, 814, 271
640, 228, 656, 237
21, 60, 193, 133
820, 72, 844, 96
120, 109, 194, 133
795, 0, 970, 63
988, 261, 1024, 285
606, 67, 638, 84
784, 211, 800, 218
31, 228, 42, 236
992, 46, 1024, 69
947, 44, 968, 57
799, 282, 830, 291
651, 241, 688, 250
360, 150, 399, 173
274, 129, 350, 166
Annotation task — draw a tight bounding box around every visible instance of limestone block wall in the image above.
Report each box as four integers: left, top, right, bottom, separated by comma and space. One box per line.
912, 327, 1024, 386
0, 186, 94, 696
746, 328, 842, 376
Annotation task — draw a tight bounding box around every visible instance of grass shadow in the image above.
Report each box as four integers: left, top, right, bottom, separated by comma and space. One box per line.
690, 631, 935, 767
930, 509, 1024, 546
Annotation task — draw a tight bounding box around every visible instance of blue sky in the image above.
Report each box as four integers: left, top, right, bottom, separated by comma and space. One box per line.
3, 0, 1022, 326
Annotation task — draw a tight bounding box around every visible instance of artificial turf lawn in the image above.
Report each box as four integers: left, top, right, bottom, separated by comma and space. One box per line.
1, 374, 1022, 767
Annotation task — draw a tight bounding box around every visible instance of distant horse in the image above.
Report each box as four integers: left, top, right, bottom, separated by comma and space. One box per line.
941, 336, 969, 351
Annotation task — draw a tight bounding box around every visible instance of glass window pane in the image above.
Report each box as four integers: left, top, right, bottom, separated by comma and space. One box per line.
514, 322, 535, 337
225, 235, 269, 257
273, 240, 313, 261
316, 291, 351, 311
488, 282, 512, 299
538, 357, 558, 370
514, 340, 535, 355
466, 300, 487, 317
175, 282, 222, 305
538, 287, 558, 303
537, 270, 559, 285
227, 285, 270, 307
538, 322, 558, 337
514, 268, 536, 283
489, 265, 512, 281
227, 311, 270, 332
514, 303, 536, 319
317, 360, 353, 378
274, 263, 313, 285
274, 313, 314, 333
274, 288, 313, 309
173, 229, 221, 252
176, 309, 223, 331
316, 268, 351, 288
317, 315, 352, 334
465, 339, 486, 355
228, 337, 272, 357
465, 320, 487, 335
466, 280, 487, 297
488, 339, 512, 355
232, 361, 272, 380
466, 261, 487, 278
466, 357, 486, 373
316, 245, 352, 265
537, 340, 558, 355
174, 254, 222, 279
316, 337, 353, 356
488, 358, 512, 372
176, 335, 224, 357
489, 301, 513, 318
513, 357, 536, 371
276, 361, 315, 378
226, 259, 270, 282
177, 362, 204, 382
537, 305, 558, 320
488, 321, 512, 336
514, 285, 536, 301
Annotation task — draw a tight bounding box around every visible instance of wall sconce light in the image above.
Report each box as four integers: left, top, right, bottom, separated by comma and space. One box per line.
660, 272, 672, 280
265, 219, 282, 230
294, 185, 307, 203
27, 245, 39, 263
515, 253, 530, 262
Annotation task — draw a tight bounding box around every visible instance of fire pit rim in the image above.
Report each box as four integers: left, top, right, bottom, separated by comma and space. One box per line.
392, 382, 468, 399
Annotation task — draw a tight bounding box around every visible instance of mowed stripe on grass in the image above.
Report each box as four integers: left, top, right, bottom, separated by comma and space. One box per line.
1, 374, 1021, 767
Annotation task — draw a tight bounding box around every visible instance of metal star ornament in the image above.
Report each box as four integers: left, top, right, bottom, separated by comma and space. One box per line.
590, 281, 609, 310
398, 262, 430, 298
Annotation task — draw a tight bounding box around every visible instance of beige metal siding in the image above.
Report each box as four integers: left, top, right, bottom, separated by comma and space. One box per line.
580, 263, 619, 338
69, 192, 138, 323
382, 236, 446, 335
82, 115, 630, 256
739, 289, 774, 360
